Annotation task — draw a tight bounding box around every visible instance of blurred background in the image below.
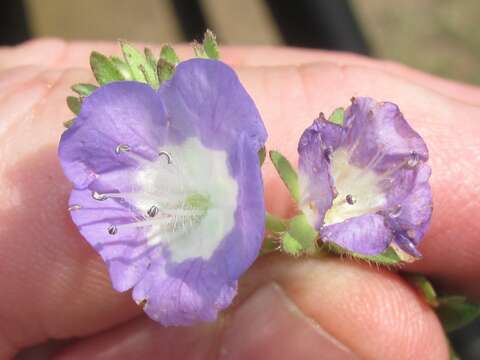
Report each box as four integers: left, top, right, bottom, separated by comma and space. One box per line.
1, 0, 480, 85
2, 1, 479, 359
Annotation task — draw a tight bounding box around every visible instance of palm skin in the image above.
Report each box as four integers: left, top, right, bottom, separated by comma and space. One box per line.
0, 39, 479, 359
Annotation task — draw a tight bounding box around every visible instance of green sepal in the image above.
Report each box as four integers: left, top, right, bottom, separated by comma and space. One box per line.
90, 51, 125, 85
193, 40, 207, 58
328, 107, 345, 126
265, 213, 288, 233
144, 48, 160, 87
71, 83, 98, 97
436, 295, 480, 332
281, 232, 304, 256
405, 274, 438, 307
66, 96, 82, 115
120, 41, 158, 87
63, 118, 75, 128
157, 59, 176, 83
160, 44, 180, 65
286, 213, 318, 254
258, 147, 266, 166
326, 243, 402, 265
269, 150, 300, 203
260, 235, 279, 255
203, 29, 219, 60
110, 56, 134, 80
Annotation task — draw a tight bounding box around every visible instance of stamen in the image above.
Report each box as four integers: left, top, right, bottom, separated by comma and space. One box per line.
92, 191, 108, 201
147, 205, 159, 218
115, 144, 130, 154
159, 151, 172, 164
136, 298, 148, 309
407, 151, 419, 167
389, 205, 402, 218
345, 194, 356, 205
107, 224, 117, 235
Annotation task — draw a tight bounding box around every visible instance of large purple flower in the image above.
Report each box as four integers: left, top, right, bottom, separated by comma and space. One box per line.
298, 97, 432, 258
59, 59, 267, 325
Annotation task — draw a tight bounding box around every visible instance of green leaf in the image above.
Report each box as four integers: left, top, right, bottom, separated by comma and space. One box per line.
66, 96, 81, 115
110, 56, 134, 80
90, 51, 125, 85
258, 147, 266, 166
405, 274, 438, 307
269, 150, 300, 202
160, 44, 180, 65
328, 107, 345, 125
71, 83, 98, 97
157, 59, 176, 83
120, 41, 158, 87
281, 232, 303, 256
287, 213, 317, 252
265, 213, 288, 233
203, 29, 219, 60
437, 296, 480, 332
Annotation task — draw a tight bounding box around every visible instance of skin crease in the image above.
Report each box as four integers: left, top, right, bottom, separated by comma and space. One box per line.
0, 39, 479, 359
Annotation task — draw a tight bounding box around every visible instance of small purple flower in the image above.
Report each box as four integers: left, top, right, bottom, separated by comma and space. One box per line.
298, 97, 432, 258
59, 59, 267, 325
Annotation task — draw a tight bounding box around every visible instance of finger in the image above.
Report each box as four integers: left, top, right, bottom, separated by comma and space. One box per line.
2, 39, 480, 106
0, 66, 142, 360
0, 47, 477, 357
236, 62, 480, 297
54, 256, 448, 360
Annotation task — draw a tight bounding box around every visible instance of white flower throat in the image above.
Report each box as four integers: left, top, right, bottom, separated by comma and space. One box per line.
92, 137, 238, 263
323, 149, 387, 225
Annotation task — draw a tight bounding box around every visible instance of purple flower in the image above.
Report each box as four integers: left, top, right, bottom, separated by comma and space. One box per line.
58, 59, 267, 325
298, 97, 432, 258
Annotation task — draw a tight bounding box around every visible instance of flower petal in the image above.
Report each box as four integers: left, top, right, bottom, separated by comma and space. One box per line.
320, 213, 393, 255
159, 58, 267, 152
132, 258, 237, 326
297, 120, 337, 229
344, 97, 428, 173
69, 189, 151, 291
59, 81, 167, 190
386, 163, 433, 256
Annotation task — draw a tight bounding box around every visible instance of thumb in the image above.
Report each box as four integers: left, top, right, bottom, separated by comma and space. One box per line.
56, 255, 448, 360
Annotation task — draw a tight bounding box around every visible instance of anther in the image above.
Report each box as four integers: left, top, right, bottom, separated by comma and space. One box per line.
389, 205, 402, 218
107, 224, 117, 235
345, 194, 356, 205
115, 144, 130, 154
406, 229, 416, 239
68, 204, 81, 211
407, 151, 419, 167
137, 298, 148, 309
324, 146, 333, 161
147, 205, 159, 218
158, 151, 172, 164
92, 191, 108, 201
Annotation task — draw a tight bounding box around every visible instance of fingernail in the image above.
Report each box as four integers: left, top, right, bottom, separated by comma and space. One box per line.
220, 282, 356, 360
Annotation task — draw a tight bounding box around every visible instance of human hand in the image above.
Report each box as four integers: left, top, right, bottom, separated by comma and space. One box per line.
0, 39, 479, 359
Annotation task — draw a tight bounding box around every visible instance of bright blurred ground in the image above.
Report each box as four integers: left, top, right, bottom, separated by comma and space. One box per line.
24, 0, 480, 84
355, 0, 480, 85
